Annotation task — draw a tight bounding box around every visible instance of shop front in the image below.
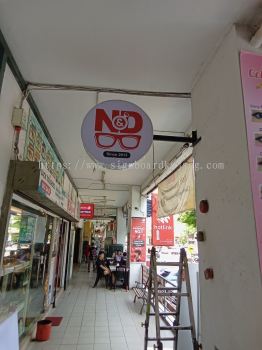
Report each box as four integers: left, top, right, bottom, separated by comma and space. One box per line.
0, 110, 80, 341
0, 191, 78, 339
1, 199, 52, 337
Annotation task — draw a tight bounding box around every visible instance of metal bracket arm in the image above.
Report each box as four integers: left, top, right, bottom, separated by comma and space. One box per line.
153, 130, 201, 146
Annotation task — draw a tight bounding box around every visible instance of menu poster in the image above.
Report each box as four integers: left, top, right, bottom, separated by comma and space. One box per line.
130, 217, 146, 263
240, 51, 262, 273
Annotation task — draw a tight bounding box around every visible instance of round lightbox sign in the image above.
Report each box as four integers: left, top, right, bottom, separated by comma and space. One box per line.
81, 100, 153, 169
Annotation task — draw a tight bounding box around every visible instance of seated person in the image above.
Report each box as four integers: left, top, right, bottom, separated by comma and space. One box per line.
120, 252, 127, 266
105, 256, 111, 268
115, 250, 122, 263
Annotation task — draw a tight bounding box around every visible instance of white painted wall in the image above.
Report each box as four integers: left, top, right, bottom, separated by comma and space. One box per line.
192, 26, 262, 350
130, 185, 147, 218
116, 207, 127, 246
0, 64, 29, 212
129, 263, 143, 288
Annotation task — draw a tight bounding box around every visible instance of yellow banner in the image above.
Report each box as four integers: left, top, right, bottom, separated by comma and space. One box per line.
158, 157, 195, 217
83, 221, 93, 241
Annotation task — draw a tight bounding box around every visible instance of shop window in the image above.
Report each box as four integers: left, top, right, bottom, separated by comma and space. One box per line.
0, 206, 37, 337
0, 204, 52, 338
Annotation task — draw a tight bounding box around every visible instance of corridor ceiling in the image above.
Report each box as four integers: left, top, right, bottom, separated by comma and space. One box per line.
0, 0, 260, 207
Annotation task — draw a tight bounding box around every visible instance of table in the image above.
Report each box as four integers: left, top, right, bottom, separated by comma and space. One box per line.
110, 265, 129, 290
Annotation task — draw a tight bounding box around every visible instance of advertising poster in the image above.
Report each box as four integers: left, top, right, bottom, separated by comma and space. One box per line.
130, 217, 146, 262
19, 216, 37, 243
80, 203, 95, 219
152, 193, 174, 246
240, 51, 262, 273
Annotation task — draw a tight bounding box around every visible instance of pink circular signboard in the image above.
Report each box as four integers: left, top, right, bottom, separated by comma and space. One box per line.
81, 100, 153, 169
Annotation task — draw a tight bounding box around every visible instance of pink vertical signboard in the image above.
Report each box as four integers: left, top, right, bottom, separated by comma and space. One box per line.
240, 51, 262, 273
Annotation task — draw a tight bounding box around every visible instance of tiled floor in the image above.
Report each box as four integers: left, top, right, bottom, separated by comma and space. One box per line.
29, 265, 173, 350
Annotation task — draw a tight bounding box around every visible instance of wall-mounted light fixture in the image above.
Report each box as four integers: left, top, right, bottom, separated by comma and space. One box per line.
204, 268, 214, 280
199, 199, 209, 213
196, 231, 205, 242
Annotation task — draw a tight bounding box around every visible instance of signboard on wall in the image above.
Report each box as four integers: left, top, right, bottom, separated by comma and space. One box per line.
158, 158, 195, 217
240, 51, 262, 273
80, 203, 95, 219
24, 111, 64, 186
81, 100, 153, 169
21, 111, 80, 220
152, 193, 174, 246
130, 217, 146, 262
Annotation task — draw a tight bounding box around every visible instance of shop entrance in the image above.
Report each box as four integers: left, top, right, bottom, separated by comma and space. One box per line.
0, 201, 54, 338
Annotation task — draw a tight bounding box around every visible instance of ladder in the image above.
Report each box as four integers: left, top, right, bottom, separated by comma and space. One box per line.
142, 247, 199, 350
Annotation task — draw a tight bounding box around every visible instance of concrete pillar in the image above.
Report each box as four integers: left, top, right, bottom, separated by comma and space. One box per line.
128, 185, 147, 287
192, 25, 262, 350
116, 207, 127, 247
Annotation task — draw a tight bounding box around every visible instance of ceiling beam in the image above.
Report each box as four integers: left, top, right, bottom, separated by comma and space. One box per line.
26, 81, 191, 99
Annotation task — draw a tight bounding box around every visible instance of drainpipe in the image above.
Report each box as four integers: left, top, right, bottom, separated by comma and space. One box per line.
13, 126, 21, 159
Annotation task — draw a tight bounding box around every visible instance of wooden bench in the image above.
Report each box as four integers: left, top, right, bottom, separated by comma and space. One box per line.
133, 265, 178, 321
133, 265, 149, 314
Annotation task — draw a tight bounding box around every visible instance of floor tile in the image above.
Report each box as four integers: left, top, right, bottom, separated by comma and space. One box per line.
93, 345, 111, 350
28, 266, 151, 350
77, 346, 94, 350
77, 337, 94, 344
110, 336, 127, 344
61, 336, 79, 345
41, 345, 59, 350
59, 346, 77, 350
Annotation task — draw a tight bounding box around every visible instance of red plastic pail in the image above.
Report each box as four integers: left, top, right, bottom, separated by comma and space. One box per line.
36, 320, 52, 341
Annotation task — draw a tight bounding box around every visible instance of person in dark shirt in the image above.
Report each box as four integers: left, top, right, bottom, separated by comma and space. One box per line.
85, 242, 91, 272
121, 252, 127, 266
92, 251, 110, 288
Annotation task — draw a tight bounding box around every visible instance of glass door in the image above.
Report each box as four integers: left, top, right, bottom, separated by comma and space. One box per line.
25, 215, 51, 334
1, 205, 37, 337
0, 205, 54, 337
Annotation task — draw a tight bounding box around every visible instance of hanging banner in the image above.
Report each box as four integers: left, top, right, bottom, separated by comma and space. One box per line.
130, 217, 146, 262
240, 51, 262, 273
81, 100, 153, 169
152, 193, 174, 246
158, 158, 195, 217
147, 199, 152, 217
83, 221, 93, 241
80, 203, 95, 219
